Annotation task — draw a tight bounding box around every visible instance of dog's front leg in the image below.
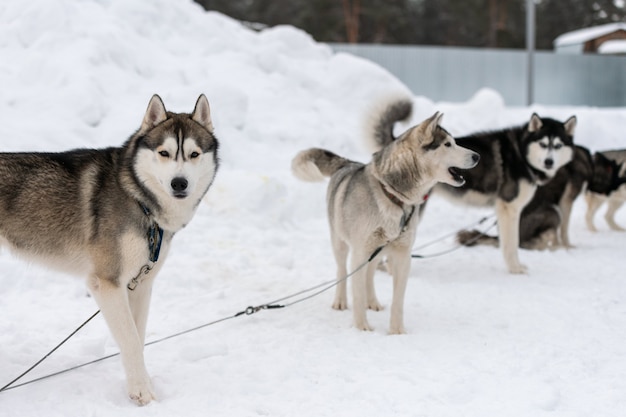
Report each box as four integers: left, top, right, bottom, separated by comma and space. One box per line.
496, 201, 526, 274
351, 249, 372, 331
387, 248, 411, 335
558, 193, 575, 248
366, 255, 383, 311
128, 273, 156, 344
331, 237, 349, 310
496, 181, 535, 274
88, 275, 156, 405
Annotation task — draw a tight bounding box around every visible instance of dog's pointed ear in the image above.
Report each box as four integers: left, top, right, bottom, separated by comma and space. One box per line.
528, 113, 542, 132
192, 94, 214, 133
418, 111, 443, 136
141, 94, 168, 132
563, 115, 577, 136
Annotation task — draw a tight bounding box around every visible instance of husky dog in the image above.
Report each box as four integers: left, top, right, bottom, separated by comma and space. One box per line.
292, 99, 479, 334
458, 145, 600, 250
0, 95, 218, 404
433, 113, 577, 273
585, 149, 626, 231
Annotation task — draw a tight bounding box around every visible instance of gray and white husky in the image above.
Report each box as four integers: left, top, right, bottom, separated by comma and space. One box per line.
0, 94, 218, 404
292, 98, 478, 334
432, 113, 577, 273
585, 149, 626, 231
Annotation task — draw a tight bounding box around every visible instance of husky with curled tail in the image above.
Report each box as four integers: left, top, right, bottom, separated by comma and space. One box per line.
291, 97, 479, 334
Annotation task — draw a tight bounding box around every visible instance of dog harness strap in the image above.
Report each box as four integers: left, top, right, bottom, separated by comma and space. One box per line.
400, 205, 416, 232
147, 223, 164, 263
127, 202, 164, 291
138, 201, 164, 263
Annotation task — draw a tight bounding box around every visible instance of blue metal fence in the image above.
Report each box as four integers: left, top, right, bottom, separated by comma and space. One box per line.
330, 43, 626, 107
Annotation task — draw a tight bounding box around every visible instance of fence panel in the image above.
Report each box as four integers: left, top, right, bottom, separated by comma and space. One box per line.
331, 43, 626, 107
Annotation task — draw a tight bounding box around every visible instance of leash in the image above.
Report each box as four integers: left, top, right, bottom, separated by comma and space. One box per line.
0, 241, 387, 394
3, 207, 481, 393
0, 310, 101, 392
411, 214, 497, 258
0, 202, 164, 393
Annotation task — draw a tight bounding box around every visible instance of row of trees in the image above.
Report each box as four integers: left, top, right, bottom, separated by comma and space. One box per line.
195, 0, 626, 49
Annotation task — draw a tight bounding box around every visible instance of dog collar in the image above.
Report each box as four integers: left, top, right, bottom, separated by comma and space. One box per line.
380, 182, 429, 208
379, 182, 420, 232
380, 182, 405, 208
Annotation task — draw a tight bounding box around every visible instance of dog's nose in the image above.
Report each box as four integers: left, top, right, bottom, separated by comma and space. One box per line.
545, 158, 554, 169
171, 177, 188, 192
472, 152, 480, 163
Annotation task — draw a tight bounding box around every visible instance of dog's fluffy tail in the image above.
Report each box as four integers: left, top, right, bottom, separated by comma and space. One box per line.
456, 229, 499, 247
364, 95, 413, 152
292, 148, 355, 182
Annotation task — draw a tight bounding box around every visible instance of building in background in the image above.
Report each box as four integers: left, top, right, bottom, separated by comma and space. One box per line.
554, 22, 626, 54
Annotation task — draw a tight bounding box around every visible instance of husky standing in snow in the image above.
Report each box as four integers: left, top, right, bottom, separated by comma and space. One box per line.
431, 113, 577, 273
292, 97, 478, 334
0, 94, 219, 404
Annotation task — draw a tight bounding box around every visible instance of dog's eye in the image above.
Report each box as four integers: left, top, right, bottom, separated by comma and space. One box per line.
445, 142, 452, 147
190, 151, 200, 159
540, 143, 548, 149
554, 144, 562, 149
159, 150, 170, 158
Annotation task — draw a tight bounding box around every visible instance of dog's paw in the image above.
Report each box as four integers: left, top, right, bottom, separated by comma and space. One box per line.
508, 263, 528, 274
388, 326, 406, 335
354, 320, 373, 332
368, 300, 384, 311
128, 380, 157, 406
332, 299, 348, 310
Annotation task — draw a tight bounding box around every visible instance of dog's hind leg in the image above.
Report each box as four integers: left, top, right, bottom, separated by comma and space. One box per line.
387, 247, 411, 335
605, 199, 625, 231
88, 275, 156, 405
585, 193, 605, 232
331, 237, 349, 310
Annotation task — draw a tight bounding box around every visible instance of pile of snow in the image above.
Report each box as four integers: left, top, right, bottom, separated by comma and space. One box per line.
1, 0, 626, 416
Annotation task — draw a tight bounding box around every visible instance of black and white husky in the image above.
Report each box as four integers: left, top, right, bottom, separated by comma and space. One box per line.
433, 113, 577, 273
459, 147, 626, 250
585, 149, 626, 231
0, 95, 219, 404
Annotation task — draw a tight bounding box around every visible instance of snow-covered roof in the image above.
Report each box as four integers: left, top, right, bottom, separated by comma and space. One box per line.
598, 39, 626, 54
554, 22, 626, 47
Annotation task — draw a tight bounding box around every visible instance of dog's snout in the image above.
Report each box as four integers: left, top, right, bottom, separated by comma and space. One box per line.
544, 158, 554, 169
171, 177, 188, 192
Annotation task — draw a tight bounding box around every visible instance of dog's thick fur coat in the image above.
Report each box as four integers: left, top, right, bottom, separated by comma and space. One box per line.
433, 113, 577, 273
0, 95, 218, 404
292, 98, 478, 333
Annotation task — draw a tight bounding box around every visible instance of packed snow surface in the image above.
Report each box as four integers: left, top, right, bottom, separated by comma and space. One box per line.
1, 1, 626, 416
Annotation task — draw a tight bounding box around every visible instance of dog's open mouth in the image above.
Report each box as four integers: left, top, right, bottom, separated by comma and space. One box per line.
449, 167, 466, 185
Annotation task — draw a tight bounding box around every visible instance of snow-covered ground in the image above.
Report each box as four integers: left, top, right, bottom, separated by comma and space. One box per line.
1, 1, 626, 416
